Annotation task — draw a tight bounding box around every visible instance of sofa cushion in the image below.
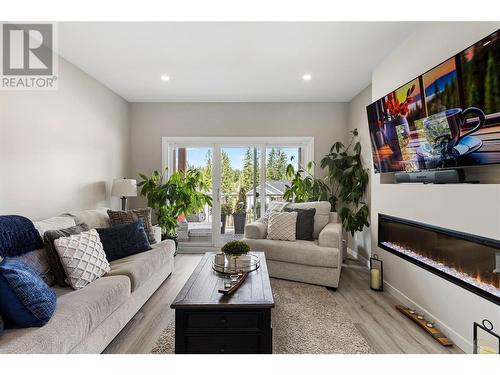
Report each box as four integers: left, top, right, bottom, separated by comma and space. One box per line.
244, 238, 339, 268
43, 223, 90, 287
54, 229, 110, 290
286, 201, 331, 239
97, 221, 151, 262
0, 259, 57, 328
33, 217, 76, 237
7, 248, 55, 286
107, 208, 156, 245
267, 212, 297, 241
104, 240, 175, 292
0, 215, 44, 257
284, 207, 316, 240
62, 208, 110, 229
0, 275, 130, 354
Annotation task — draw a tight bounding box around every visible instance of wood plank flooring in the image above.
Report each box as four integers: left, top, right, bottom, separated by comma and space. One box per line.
103, 254, 463, 354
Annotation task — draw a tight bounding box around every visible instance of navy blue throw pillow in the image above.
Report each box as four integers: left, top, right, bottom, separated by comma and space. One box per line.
97, 221, 151, 262
0, 258, 57, 328
0, 215, 43, 257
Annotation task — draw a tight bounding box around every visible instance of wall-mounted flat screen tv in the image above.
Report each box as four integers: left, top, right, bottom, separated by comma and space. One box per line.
367, 29, 500, 173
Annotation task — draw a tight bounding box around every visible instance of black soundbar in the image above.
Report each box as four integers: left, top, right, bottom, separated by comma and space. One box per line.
394, 169, 465, 184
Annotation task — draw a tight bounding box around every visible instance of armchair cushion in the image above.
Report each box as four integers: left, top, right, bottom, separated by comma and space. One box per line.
318, 222, 342, 249
244, 220, 267, 239
285, 201, 331, 239
244, 239, 339, 268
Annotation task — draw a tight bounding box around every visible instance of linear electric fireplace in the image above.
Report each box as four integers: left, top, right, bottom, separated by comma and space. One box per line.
378, 214, 500, 305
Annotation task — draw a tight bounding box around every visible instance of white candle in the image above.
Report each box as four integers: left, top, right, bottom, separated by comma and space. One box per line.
370, 269, 381, 289
479, 345, 497, 354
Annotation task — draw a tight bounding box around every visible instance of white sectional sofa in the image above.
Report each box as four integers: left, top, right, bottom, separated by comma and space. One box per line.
243, 201, 343, 288
0, 208, 175, 354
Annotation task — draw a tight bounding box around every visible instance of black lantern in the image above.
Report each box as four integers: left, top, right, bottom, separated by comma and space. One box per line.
473, 319, 500, 354
370, 254, 383, 291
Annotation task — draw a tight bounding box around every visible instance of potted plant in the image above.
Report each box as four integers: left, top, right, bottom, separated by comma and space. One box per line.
320, 128, 370, 238
137, 168, 212, 247
221, 240, 250, 259
220, 202, 233, 234
233, 187, 247, 234
283, 159, 330, 203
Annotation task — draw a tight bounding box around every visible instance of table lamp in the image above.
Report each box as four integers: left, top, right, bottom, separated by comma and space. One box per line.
112, 178, 137, 211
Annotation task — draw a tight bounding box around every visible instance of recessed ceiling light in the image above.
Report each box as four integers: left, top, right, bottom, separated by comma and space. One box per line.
483, 40, 491, 47
160, 75, 170, 81
302, 74, 312, 81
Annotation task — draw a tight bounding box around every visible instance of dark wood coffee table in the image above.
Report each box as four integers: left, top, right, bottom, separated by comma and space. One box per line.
171, 252, 274, 354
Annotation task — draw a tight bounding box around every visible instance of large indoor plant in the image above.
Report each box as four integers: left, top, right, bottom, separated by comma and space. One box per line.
233, 187, 247, 234
283, 160, 331, 203
137, 168, 212, 244
320, 128, 370, 236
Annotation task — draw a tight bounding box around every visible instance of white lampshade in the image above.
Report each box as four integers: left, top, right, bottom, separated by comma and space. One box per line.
111, 178, 137, 197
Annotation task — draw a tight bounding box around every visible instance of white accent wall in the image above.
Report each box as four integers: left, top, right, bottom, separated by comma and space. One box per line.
370, 22, 500, 353
0, 57, 130, 220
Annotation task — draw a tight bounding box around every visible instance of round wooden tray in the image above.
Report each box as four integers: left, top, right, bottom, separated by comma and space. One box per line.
212, 253, 260, 274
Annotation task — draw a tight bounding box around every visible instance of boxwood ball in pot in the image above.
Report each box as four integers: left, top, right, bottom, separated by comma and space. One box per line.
221, 240, 250, 256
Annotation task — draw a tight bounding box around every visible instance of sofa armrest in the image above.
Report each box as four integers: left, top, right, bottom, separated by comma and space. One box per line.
318, 222, 342, 249
245, 220, 267, 239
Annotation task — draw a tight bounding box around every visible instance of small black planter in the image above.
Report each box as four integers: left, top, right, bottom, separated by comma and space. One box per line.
221, 214, 227, 234
233, 213, 247, 234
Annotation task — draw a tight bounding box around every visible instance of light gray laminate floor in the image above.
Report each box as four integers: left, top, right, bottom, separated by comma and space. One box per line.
103, 254, 463, 354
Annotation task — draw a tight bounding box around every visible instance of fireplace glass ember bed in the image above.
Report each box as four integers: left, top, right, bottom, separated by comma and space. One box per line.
378, 214, 500, 305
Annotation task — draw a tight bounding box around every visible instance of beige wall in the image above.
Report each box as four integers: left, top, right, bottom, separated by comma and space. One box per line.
128, 102, 348, 207
346, 85, 372, 263
371, 22, 500, 353
0, 56, 130, 220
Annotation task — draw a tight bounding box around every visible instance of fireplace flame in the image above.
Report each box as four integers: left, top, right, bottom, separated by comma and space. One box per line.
383, 241, 500, 299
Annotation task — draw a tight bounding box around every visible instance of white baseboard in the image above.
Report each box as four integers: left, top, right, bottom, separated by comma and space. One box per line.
383, 279, 471, 353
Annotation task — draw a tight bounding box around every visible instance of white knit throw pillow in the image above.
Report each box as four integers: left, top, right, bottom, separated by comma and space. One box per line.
54, 229, 110, 289
267, 211, 297, 241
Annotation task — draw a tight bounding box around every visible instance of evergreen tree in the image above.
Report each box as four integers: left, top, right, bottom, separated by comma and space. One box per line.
484, 51, 500, 114
266, 148, 277, 180
241, 148, 259, 191
220, 150, 236, 194
468, 81, 479, 108
274, 150, 288, 180
200, 150, 212, 191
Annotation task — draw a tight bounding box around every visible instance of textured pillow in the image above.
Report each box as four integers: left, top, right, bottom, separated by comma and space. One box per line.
97, 221, 151, 262
267, 211, 297, 241
0, 215, 43, 257
284, 207, 316, 241
263, 201, 288, 221
53, 229, 110, 290
44, 223, 89, 287
107, 208, 156, 244
0, 258, 57, 328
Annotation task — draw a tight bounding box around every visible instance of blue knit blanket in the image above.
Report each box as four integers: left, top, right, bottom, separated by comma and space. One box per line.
0, 215, 43, 257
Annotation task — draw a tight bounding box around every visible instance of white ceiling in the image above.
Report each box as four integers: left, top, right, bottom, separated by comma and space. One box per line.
58, 22, 418, 102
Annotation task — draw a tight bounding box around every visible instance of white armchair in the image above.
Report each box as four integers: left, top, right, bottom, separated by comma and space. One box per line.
244, 202, 343, 289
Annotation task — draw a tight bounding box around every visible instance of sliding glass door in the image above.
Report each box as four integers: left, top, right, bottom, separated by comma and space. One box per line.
163, 137, 313, 251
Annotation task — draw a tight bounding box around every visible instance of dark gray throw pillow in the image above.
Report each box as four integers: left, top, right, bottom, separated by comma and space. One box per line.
284, 207, 316, 241
43, 223, 89, 287
96, 221, 151, 262
107, 208, 156, 244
